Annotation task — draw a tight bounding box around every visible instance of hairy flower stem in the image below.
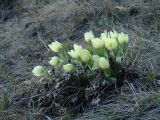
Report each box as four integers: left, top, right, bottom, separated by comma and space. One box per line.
96, 48, 105, 56
122, 43, 128, 63
59, 48, 68, 64
47, 72, 52, 80
113, 47, 119, 62
42, 71, 52, 80
103, 69, 111, 78
88, 42, 93, 54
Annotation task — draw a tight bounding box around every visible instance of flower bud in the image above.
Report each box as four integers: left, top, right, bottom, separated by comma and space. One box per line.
68, 50, 79, 59
84, 31, 94, 42
63, 64, 74, 73
80, 49, 92, 62
118, 32, 129, 44
101, 31, 108, 42
32, 66, 46, 77
109, 30, 118, 39
73, 44, 83, 56
105, 38, 118, 51
48, 41, 62, 52
99, 57, 110, 69
91, 38, 104, 49
49, 56, 60, 66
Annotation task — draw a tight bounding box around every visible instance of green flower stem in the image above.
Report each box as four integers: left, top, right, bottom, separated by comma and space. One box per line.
103, 69, 111, 78
79, 59, 85, 74
59, 48, 68, 64
47, 72, 52, 80
122, 43, 128, 63
113, 47, 119, 62
99, 48, 104, 56
42, 71, 52, 80
88, 42, 94, 54
86, 60, 93, 71
95, 48, 103, 56
102, 47, 106, 56
79, 60, 92, 76
104, 48, 109, 58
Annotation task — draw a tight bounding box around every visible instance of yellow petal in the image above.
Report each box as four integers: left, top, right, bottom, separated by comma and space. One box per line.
99, 57, 110, 69
49, 56, 60, 66
91, 38, 104, 49
105, 38, 118, 51
80, 49, 92, 62
32, 66, 46, 77
118, 32, 129, 44
68, 50, 79, 59
48, 41, 62, 52
73, 44, 84, 56
63, 64, 74, 72
84, 31, 94, 42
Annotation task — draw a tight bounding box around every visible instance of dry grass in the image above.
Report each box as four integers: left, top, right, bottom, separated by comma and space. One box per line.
0, 0, 160, 119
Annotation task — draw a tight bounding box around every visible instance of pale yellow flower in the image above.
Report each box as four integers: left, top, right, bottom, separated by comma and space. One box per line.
99, 57, 110, 69
101, 31, 108, 42
73, 44, 83, 56
109, 30, 118, 39
118, 32, 129, 44
68, 44, 84, 59
32, 66, 46, 77
49, 56, 60, 66
105, 38, 118, 51
63, 64, 74, 72
84, 31, 94, 42
91, 38, 104, 49
92, 55, 100, 69
48, 41, 62, 52
80, 49, 92, 62
68, 50, 79, 59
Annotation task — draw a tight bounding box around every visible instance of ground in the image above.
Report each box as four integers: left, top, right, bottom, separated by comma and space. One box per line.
0, 0, 160, 120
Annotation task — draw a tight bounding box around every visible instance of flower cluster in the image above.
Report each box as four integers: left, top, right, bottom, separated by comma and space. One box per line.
32, 30, 129, 83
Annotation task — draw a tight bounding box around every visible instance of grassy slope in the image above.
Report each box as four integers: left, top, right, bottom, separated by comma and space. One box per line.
0, 0, 160, 119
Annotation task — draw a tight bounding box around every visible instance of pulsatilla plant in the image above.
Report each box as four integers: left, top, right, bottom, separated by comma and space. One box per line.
32, 30, 129, 84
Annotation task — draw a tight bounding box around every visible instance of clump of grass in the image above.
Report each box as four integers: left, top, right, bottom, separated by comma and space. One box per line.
0, 94, 10, 111
135, 92, 160, 114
